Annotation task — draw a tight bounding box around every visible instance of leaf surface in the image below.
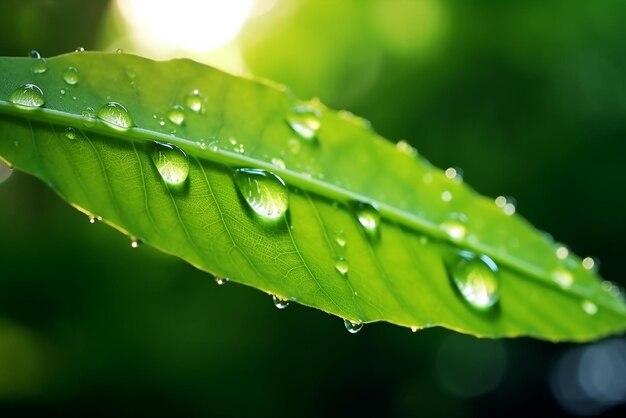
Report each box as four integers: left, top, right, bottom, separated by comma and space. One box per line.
0, 52, 624, 341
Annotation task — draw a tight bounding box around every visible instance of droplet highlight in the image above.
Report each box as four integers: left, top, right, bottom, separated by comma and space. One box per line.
344, 319, 363, 334
31, 57, 47, 74
335, 257, 349, 277
150, 142, 190, 189
354, 202, 380, 241
440, 214, 467, 241
97, 102, 133, 130
167, 105, 185, 125
449, 251, 499, 311
233, 168, 289, 220
63, 67, 79, 85
581, 300, 598, 315
552, 268, 574, 289
9, 84, 45, 108
215, 276, 229, 285
64, 127, 77, 140
186, 89, 204, 112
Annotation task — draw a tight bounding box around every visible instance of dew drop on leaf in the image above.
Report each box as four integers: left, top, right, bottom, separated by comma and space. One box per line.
9, 84, 45, 108
130, 238, 142, 248
63, 66, 79, 85
272, 295, 290, 309
445, 167, 463, 182
97, 102, 133, 130
31, 57, 47, 74
582, 257, 598, 271
354, 202, 380, 241
396, 139, 418, 157
215, 276, 229, 285
271, 157, 286, 169
285, 106, 321, 141
335, 257, 349, 277
167, 105, 185, 125
449, 251, 500, 311
555, 245, 569, 260
581, 300, 598, 315
440, 214, 467, 241
344, 319, 364, 334
64, 127, 77, 140
186, 89, 203, 112
233, 168, 289, 220
552, 268, 574, 289
150, 142, 190, 188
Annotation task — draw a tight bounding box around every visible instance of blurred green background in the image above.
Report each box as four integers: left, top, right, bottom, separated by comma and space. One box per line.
1, 0, 625, 416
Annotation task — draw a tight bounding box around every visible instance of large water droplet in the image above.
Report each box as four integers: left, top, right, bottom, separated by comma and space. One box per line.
344, 319, 363, 334
449, 251, 499, 311
354, 202, 380, 240
167, 105, 185, 125
97, 102, 133, 130
233, 168, 288, 220
555, 245, 569, 260
285, 106, 321, 141
150, 142, 189, 189
582, 256, 598, 272
186, 89, 204, 112
440, 214, 467, 240
272, 295, 290, 309
9, 84, 45, 108
63, 66, 79, 85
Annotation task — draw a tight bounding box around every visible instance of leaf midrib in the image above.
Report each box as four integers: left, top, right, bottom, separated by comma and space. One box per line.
0, 101, 623, 317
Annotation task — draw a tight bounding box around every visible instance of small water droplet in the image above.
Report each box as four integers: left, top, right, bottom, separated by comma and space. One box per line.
410, 326, 419, 333
354, 202, 380, 240
555, 245, 569, 260
272, 295, 290, 309
233, 168, 289, 220
601, 281, 624, 300
552, 268, 574, 289
335, 233, 347, 248
31, 57, 47, 74
97, 102, 133, 130
186, 89, 204, 112
335, 257, 349, 277
82, 107, 96, 126
445, 167, 463, 182
441, 191, 452, 202
116, 48, 124, 54
344, 319, 363, 334
63, 66, 79, 85
64, 127, 77, 140
130, 238, 142, 248
396, 140, 418, 157
582, 256, 598, 271
440, 214, 467, 240
271, 157, 286, 169
208, 140, 219, 152
150, 142, 189, 188
338, 110, 371, 129
29, 50, 41, 59
88, 215, 102, 224
495, 196, 516, 215
285, 106, 321, 141
75, 46, 85, 52
449, 251, 499, 311
581, 300, 598, 315
215, 276, 229, 285
167, 105, 185, 125
9, 84, 45, 108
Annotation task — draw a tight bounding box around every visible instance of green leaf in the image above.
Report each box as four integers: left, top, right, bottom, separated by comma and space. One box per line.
0, 52, 624, 342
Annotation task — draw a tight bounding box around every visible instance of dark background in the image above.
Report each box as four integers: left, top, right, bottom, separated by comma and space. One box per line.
0, 0, 625, 417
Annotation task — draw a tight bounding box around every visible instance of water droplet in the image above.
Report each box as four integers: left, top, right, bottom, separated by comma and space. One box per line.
271, 157, 286, 169
338, 110, 371, 129
441, 190, 453, 202
582, 257, 598, 271
97, 102, 133, 130
167, 105, 185, 125
116, 48, 124, 54
208, 140, 219, 152
64, 127, 77, 140
555, 245, 569, 260
335, 233, 347, 248
215, 276, 229, 285
410, 326, 419, 333
440, 214, 467, 240
9, 84, 45, 108
396, 140, 418, 157
552, 268, 574, 289
449, 251, 499, 311
29, 50, 41, 59
63, 66, 79, 85
601, 281, 624, 300
285, 106, 321, 141
75, 46, 85, 52
495, 196, 516, 215
82, 107, 96, 126
335, 257, 349, 277
150, 142, 189, 189
31, 57, 47, 74
272, 295, 290, 309
354, 202, 380, 240
88, 215, 102, 224
130, 238, 142, 248
344, 319, 363, 334
445, 167, 463, 182
581, 300, 598, 315
233, 168, 288, 220
186, 89, 204, 112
